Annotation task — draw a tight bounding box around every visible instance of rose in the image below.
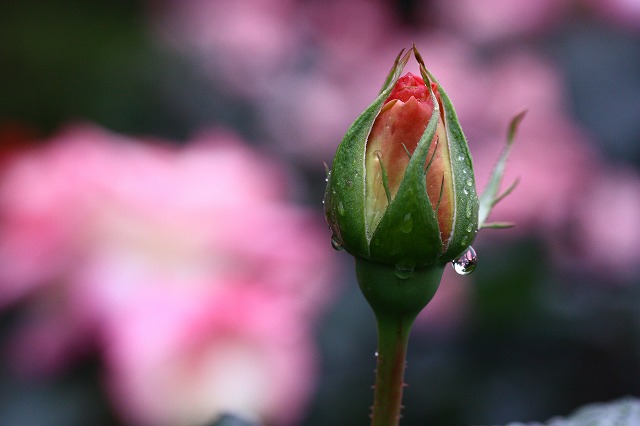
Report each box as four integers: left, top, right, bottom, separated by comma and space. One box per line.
365, 72, 453, 248
323, 46, 522, 426
324, 46, 479, 271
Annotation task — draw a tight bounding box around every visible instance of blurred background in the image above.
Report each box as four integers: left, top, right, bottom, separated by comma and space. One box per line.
1, 0, 640, 425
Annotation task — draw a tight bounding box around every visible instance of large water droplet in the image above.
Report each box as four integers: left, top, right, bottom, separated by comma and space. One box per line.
400, 213, 413, 233
338, 202, 345, 216
451, 246, 477, 275
330, 234, 344, 251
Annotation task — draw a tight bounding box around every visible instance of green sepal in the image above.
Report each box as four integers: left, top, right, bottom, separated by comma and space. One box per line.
419, 57, 479, 262
478, 110, 526, 228
369, 102, 442, 269
324, 49, 411, 258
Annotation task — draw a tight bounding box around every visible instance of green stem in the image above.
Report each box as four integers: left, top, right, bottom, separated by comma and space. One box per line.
355, 258, 444, 426
371, 312, 413, 426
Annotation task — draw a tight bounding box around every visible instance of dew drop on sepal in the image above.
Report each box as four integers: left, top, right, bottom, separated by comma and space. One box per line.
394, 262, 415, 279
330, 234, 344, 251
400, 213, 413, 233
451, 246, 477, 275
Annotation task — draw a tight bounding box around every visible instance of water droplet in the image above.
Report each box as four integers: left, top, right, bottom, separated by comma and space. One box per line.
463, 188, 469, 195
338, 202, 345, 216
346, 179, 353, 187
466, 178, 473, 187
451, 246, 477, 275
394, 263, 415, 279
466, 224, 473, 233
374, 351, 379, 358
465, 204, 472, 218
330, 234, 344, 251
395, 269, 412, 279
457, 155, 464, 161
400, 213, 413, 233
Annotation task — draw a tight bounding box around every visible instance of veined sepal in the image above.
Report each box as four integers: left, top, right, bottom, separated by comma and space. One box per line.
325, 46, 483, 267
324, 49, 412, 259
417, 51, 479, 263
368, 100, 442, 268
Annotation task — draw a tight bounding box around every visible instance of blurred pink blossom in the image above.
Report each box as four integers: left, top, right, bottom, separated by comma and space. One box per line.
148, 0, 301, 99
104, 286, 316, 426
470, 51, 598, 234
432, 0, 570, 43
0, 124, 335, 425
259, 32, 482, 165
145, 0, 406, 165
430, 0, 640, 41
468, 52, 640, 279
557, 166, 640, 281
586, 0, 640, 30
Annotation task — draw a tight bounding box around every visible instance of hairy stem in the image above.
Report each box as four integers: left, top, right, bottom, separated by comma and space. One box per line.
355, 258, 444, 426
371, 313, 413, 426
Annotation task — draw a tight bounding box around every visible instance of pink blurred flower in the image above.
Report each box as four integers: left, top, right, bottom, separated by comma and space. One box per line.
104, 287, 316, 426
467, 52, 640, 278
259, 33, 479, 166
432, 0, 570, 43
0, 124, 335, 425
558, 166, 640, 281
469, 51, 598, 235
586, 0, 640, 30
148, 0, 300, 99
145, 0, 406, 165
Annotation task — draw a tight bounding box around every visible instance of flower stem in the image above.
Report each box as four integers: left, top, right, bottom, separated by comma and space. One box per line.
371, 312, 413, 426
355, 258, 444, 426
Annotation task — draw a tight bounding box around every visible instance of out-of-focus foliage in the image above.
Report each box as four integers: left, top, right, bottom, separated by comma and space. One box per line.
0, 0, 257, 141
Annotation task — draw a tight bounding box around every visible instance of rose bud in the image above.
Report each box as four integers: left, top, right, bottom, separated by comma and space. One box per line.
324, 47, 479, 271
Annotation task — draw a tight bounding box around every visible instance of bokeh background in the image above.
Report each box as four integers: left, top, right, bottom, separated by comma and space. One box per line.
1, 0, 640, 425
